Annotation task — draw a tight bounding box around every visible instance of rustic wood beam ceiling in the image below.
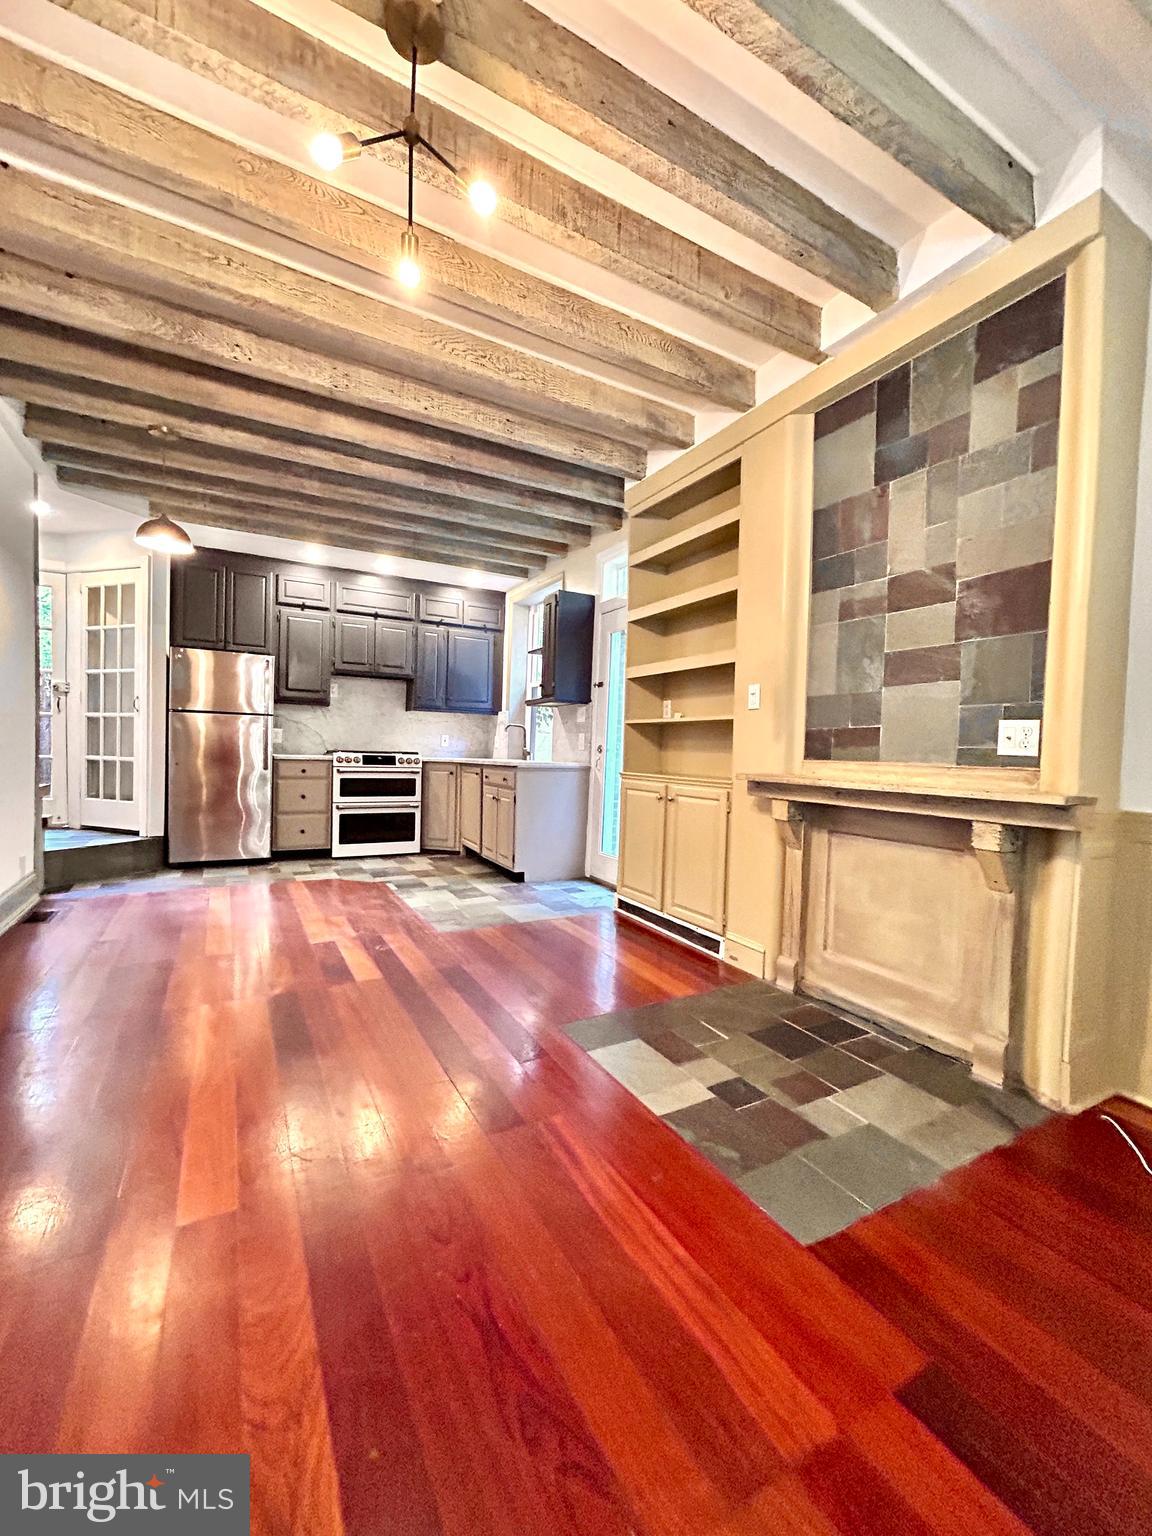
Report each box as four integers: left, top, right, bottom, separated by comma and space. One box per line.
0, 168, 693, 451
12, 388, 613, 526
38, 445, 596, 549
27, 409, 613, 540
0, 39, 778, 401
673, 0, 1035, 236
337, 0, 897, 307
42, 0, 837, 339
0, 251, 647, 477
0, 320, 626, 506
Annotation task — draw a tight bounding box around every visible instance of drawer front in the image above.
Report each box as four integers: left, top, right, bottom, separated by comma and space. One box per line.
274, 759, 331, 780
276, 777, 330, 814
273, 811, 331, 851
483, 767, 517, 789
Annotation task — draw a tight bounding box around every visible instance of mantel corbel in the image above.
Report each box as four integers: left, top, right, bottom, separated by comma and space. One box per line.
970, 820, 1024, 894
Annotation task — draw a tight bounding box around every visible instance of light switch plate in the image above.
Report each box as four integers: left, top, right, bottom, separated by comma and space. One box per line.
662, 699, 672, 719
998, 718, 1041, 757
747, 683, 761, 710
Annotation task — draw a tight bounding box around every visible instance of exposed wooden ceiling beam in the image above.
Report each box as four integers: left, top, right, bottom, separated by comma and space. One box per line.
339, 0, 895, 307
674, 0, 1034, 237
0, 40, 770, 403
37, 443, 592, 549
0, 168, 693, 451
0, 318, 625, 505
12, 386, 612, 526
49, 468, 546, 577
43, 0, 834, 336
0, 252, 647, 477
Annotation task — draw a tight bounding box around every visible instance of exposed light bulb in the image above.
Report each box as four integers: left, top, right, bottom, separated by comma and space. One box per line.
29, 498, 52, 517
396, 226, 422, 290
468, 179, 498, 217
310, 130, 361, 171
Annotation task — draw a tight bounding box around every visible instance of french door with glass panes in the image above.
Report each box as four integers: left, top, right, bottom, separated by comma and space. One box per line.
37, 573, 68, 823
71, 570, 144, 830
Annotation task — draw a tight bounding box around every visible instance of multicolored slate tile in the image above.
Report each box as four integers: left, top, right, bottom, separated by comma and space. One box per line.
806, 276, 1064, 766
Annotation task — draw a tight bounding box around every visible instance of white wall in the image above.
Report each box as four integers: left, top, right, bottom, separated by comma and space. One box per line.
1121, 274, 1152, 812
0, 429, 40, 924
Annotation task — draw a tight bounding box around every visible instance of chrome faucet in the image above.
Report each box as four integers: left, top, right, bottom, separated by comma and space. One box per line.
505, 722, 529, 760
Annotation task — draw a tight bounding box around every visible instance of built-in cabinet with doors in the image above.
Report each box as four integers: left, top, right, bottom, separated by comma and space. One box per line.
171, 548, 503, 712
616, 462, 741, 952
433, 760, 589, 880
526, 589, 595, 706
421, 761, 460, 852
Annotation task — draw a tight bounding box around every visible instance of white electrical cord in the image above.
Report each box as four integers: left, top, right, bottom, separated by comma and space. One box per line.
1099, 1113, 1152, 1177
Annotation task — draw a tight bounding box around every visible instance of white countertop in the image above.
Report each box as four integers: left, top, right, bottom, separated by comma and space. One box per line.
432, 757, 591, 770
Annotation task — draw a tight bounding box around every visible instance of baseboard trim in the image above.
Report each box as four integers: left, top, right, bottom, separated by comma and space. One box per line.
0, 872, 42, 936
616, 898, 724, 957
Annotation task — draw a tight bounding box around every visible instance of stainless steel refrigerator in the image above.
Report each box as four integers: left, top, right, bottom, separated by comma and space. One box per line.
168, 647, 275, 863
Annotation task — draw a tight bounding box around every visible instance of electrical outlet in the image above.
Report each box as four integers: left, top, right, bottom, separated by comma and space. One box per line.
440, 733, 449, 747
577, 732, 587, 751
747, 683, 761, 710
662, 698, 672, 719
577, 707, 588, 724
330, 683, 339, 700
998, 718, 1041, 757
272, 727, 283, 745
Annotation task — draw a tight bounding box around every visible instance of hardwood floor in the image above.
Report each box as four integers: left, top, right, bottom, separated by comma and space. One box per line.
0, 877, 1148, 1534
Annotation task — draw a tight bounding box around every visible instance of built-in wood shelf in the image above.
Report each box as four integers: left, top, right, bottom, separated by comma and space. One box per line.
626, 651, 736, 680
627, 714, 735, 726
629, 577, 739, 625
630, 507, 741, 571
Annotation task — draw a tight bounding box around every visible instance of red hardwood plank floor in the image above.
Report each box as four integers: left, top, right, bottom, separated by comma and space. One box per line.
0, 878, 1146, 1534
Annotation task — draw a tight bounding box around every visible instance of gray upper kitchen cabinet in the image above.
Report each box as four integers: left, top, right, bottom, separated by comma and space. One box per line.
335, 574, 417, 619
275, 569, 332, 610
333, 614, 416, 678
276, 609, 331, 703
418, 589, 504, 629
411, 625, 499, 714
172, 554, 273, 653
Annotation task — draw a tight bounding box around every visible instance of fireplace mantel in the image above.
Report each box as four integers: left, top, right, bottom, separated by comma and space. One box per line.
744, 772, 1093, 832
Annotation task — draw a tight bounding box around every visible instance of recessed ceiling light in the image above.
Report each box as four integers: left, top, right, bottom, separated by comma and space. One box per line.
302, 545, 325, 563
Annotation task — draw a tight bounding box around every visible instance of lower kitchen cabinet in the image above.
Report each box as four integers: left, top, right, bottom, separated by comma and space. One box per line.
422, 762, 460, 851
459, 766, 483, 852
618, 776, 730, 935
276, 610, 332, 703
272, 757, 332, 852
481, 782, 516, 866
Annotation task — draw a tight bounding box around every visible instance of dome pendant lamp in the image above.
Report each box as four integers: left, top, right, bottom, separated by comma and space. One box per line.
308, 0, 497, 291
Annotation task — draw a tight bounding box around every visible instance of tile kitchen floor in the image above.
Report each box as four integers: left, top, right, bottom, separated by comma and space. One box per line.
51, 850, 616, 930
565, 980, 1051, 1244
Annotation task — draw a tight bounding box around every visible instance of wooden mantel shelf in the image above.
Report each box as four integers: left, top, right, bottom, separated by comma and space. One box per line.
743, 772, 1095, 831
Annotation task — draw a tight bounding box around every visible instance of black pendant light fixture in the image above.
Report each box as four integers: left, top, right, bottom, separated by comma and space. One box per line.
134, 426, 195, 555
309, 0, 496, 291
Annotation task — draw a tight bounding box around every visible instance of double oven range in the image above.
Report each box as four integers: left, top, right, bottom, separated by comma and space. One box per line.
330, 750, 422, 857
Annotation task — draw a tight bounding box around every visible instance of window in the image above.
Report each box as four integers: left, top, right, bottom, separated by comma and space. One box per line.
601, 550, 628, 606
530, 704, 555, 763
526, 594, 548, 703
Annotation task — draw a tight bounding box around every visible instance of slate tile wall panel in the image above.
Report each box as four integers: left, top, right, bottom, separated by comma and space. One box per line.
805, 277, 1064, 767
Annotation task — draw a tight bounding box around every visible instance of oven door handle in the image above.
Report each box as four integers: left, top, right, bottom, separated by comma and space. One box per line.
332, 799, 422, 809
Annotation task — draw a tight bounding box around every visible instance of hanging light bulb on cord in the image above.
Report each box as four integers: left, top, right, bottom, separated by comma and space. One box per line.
396, 226, 422, 289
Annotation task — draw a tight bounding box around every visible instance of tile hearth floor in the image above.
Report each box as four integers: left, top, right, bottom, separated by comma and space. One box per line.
565, 981, 1050, 1244
52, 851, 616, 931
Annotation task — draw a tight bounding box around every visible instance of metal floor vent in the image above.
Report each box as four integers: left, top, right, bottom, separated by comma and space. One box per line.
21, 909, 58, 924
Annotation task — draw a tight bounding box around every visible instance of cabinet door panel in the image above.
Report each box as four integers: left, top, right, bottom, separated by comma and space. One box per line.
172, 560, 226, 649
418, 592, 464, 625
411, 626, 446, 710
276, 571, 331, 610
422, 764, 459, 851
463, 596, 503, 630
459, 767, 482, 850
480, 786, 501, 862
276, 611, 331, 703
336, 576, 416, 618
333, 615, 374, 675
663, 784, 729, 935
495, 786, 516, 868
226, 565, 273, 653
444, 628, 496, 713
617, 778, 667, 911
374, 619, 416, 677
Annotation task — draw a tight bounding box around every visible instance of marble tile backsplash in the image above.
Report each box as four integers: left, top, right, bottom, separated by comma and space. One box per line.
275, 676, 497, 758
